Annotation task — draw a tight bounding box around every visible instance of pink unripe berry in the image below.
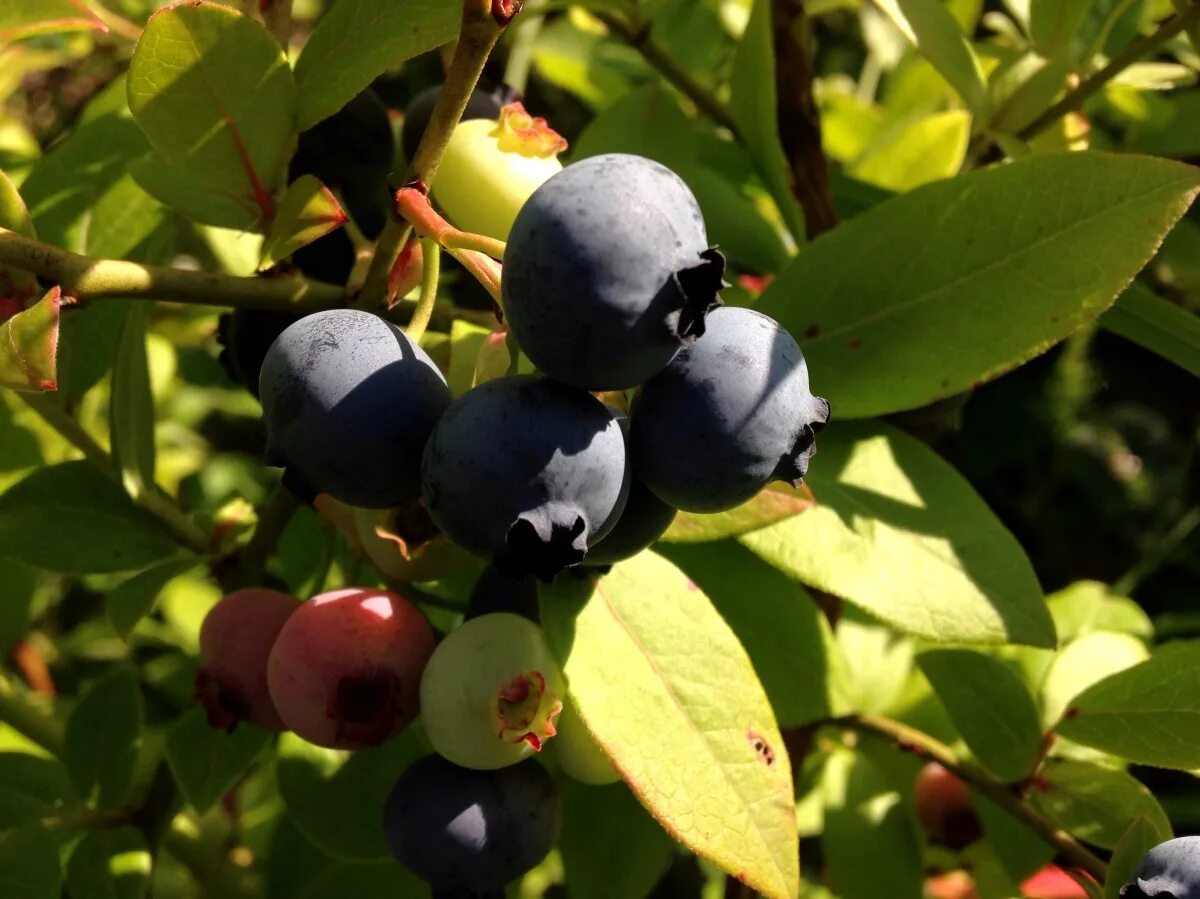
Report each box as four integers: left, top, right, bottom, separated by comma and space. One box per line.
267, 587, 435, 749
194, 588, 301, 733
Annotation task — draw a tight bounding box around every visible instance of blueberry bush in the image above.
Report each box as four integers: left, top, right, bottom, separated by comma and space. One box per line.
0, 1, 1199, 898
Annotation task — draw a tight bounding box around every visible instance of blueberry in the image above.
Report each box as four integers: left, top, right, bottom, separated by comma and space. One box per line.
1122, 836, 1200, 898
291, 226, 356, 285
420, 375, 630, 581
630, 306, 830, 513
383, 755, 561, 897
585, 476, 675, 567
401, 82, 518, 162
465, 565, 539, 622
290, 88, 393, 239
502, 153, 726, 390
217, 308, 303, 398
259, 309, 450, 508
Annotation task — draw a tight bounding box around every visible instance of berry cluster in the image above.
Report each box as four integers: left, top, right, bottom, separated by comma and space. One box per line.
201, 87, 829, 896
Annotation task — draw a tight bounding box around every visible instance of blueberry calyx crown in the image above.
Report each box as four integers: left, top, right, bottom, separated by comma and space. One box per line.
773, 396, 832, 487
193, 668, 249, 734
498, 506, 589, 582
665, 247, 727, 343
493, 670, 562, 751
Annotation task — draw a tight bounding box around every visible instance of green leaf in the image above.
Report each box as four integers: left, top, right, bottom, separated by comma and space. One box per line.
0, 461, 178, 574
127, 1, 296, 230
1041, 631, 1149, 728
918, 650, 1043, 781
821, 747, 923, 899
0, 0, 105, 42
1046, 580, 1153, 644
1105, 817, 1170, 899
0, 170, 38, 301
662, 483, 813, 543
107, 557, 203, 640
64, 828, 151, 899
1029, 0, 1093, 58
276, 729, 424, 862
266, 816, 426, 899
974, 789, 1055, 883
740, 419, 1054, 647
109, 302, 156, 501
872, 0, 989, 114
835, 611, 913, 716
0, 825, 61, 899
541, 553, 799, 899
559, 781, 674, 899
849, 110, 970, 192
1031, 760, 1171, 850
0, 287, 60, 393
130, 156, 263, 231
729, 0, 806, 242
1058, 641, 1200, 769
1100, 285, 1200, 378
259, 176, 348, 270
64, 666, 142, 807
294, 0, 458, 131
0, 752, 76, 829
164, 707, 269, 813
757, 152, 1200, 418
657, 542, 843, 726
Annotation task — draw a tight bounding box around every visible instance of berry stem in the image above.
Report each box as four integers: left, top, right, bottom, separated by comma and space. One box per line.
223, 482, 299, 589
0, 228, 343, 311
394, 186, 508, 260
447, 247, 504, 307
405, 238, 442, 343
821, 713, 1108, 882
359, 1, 517, 308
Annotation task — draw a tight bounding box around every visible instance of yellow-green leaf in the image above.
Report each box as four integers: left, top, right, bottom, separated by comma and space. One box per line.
1031, 760, 1171, 850
0, 0, 106, 42
1041, 631, 1149, 728
872, 0, 988, 114
741, 419, 1055, 647
259, 176, 348, 270
0, 287, 60, 393
1105, 818, 1170, 899
849, 109, 970, 192
758, 152, 1200, 418
541, 552, 799, 899
662, 482, 814, 543
1057, 641, 1200, 770
127, 1, 295, 230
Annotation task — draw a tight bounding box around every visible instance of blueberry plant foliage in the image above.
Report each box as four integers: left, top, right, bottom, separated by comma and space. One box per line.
0, 1, 1199, 898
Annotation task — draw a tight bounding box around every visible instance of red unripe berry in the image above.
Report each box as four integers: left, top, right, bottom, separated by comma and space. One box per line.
914, 762, 982, 850
194, 588, 301, 732
1019, 865, 1090, 898
266, 587, 435, 749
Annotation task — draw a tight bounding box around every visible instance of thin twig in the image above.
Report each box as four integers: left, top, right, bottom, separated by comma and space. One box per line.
822, 713, 1108, 882
0, 229, 343, 311
262, 0, 293, 48
1018, 3, 1200, 141
359, 1, 517, 308
592, 11, 742, 138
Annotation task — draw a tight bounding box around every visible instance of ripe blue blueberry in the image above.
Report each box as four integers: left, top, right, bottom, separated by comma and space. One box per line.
383, 755, 561, 897
290, 88, 393, 239
1122, 836, 1200, 898
401, 82, 518, 162
585, 476, 676, 567
259, 309, 450, 508
217, 309, 302, 399
421, 375, 630, 581
502, 153, 726, 390
630, 306, 830, 513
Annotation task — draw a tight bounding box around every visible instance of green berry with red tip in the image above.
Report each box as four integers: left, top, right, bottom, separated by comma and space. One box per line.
419, 612, 564, 770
